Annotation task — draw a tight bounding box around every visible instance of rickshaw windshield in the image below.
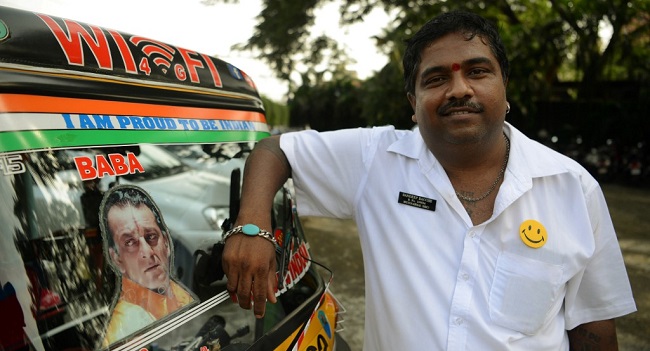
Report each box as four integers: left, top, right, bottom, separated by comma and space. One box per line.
1, 143, 320, 351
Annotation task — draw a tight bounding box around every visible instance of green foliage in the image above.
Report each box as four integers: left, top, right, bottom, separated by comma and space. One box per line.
359, 55, 414, 129
289, 75, 365, 131
204, 0, 649, 141
260, 95, 290, 127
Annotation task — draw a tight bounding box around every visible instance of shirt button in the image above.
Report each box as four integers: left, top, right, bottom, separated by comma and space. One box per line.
461, 273, 470, 281
455, 317, 464, 325
468, 231, 476, 238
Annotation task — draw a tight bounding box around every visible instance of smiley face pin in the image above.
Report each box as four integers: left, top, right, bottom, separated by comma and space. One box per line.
519, 219, 548, 249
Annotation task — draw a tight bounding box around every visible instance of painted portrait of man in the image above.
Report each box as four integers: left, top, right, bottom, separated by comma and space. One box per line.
99, 185, 196, 347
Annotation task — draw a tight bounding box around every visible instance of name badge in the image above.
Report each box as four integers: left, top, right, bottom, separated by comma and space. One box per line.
398, 192, 436, 212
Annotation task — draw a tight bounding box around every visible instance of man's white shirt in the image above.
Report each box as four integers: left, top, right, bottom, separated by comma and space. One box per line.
280, 123, 636, 351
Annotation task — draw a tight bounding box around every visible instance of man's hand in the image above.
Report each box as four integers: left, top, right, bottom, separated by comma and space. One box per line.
222, 234, 277, 318
221, 135, 291, 318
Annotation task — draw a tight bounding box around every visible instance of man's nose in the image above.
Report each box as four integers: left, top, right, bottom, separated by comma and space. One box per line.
445, 74, 474, 100
139, 237, 154, 257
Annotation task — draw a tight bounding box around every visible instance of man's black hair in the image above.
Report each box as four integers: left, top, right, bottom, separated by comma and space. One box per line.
402, 10, 510, 94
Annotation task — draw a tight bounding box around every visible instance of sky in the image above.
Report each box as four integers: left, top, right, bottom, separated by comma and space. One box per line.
0, 0, 391, 101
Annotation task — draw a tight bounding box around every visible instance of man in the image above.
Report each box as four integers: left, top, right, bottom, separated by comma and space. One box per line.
100, 185, 195, 347
222, 11, 636, 350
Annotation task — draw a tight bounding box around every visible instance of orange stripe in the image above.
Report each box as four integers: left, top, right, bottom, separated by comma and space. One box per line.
0, 94, 266, 122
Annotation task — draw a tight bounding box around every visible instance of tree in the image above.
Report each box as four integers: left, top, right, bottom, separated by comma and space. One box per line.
260, 95, 290, 127
204, 0, 649, 134
289, 74, 365, 131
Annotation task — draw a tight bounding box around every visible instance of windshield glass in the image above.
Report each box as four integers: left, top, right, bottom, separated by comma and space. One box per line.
121, 144, 188, 182
1, 142, 319, 350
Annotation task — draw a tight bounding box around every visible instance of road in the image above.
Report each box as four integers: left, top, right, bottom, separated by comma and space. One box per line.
301, 183, 650, 351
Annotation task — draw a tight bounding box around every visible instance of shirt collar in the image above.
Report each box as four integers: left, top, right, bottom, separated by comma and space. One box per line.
386, 122, 571, 182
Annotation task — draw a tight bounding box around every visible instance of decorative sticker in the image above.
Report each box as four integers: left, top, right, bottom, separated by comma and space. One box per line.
0, 19, 9, 41
0, 94, 269, 153
519, 219, 548, 249
98, 184, 198, 348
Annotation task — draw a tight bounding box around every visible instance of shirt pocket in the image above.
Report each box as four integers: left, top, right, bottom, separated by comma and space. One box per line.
489, 251, 564, 335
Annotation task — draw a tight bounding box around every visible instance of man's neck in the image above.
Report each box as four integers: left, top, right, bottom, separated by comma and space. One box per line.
430, 132, 507, 175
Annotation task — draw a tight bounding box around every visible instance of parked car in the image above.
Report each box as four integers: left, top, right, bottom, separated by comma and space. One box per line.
162, 143, 250, 179
0, 6, 348, 351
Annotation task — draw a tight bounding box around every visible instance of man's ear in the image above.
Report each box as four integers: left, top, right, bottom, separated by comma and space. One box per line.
407, 92, 416, 111
164, 233, 171, 257
109, 247, 126, 274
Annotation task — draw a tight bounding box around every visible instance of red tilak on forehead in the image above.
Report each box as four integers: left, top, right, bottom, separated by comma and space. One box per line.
451, 63, 461, 71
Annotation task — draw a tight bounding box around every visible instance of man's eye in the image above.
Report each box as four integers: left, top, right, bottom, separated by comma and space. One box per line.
468, 68, 488, 76
124, 239, 136, 247
145, 233, 159, 245
425, 76, 446, 85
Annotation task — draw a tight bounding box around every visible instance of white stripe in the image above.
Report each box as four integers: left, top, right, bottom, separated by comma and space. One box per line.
0, 112, 269, 133
41, 306, 110, 339
112, 291, 231, 351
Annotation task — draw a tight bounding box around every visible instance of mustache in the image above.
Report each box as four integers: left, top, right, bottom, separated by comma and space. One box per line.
438, 99, 484, 115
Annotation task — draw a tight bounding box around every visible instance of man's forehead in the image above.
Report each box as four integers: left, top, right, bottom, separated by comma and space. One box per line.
108, 205, 158, 231
109, 203, 153, 216
418, 35, 499, 72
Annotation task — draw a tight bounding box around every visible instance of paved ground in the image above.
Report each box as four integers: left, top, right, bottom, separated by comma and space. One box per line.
302, 183, 649, 351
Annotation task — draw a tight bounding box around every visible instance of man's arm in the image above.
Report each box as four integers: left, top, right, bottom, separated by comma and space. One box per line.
567, 319, 619, 351
221, 136, 291, 318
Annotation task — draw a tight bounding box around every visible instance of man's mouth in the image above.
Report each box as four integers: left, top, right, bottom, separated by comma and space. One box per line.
447, 109, 479, 116
145, 264, 161, 272
439, 100, 484, 116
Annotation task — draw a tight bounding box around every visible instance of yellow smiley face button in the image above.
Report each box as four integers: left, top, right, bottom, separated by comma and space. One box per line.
519, 219, 548, 249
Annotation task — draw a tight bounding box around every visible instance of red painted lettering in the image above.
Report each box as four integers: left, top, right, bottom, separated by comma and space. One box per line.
201, 53, 223, 88
127, 153, 145, 174
74, 153, 144, 181
175, 64, 187, 81
108, 153, 128, 176
178, 47, 204, 83
241, 70, 257, 90
131, 37, 175, 60
37, 15, 112, 69
95, 155, 114, 178
74, 156, 97, 180
298, 242, 310, 259
108, 30, 137, 74
139, 57, 152, 76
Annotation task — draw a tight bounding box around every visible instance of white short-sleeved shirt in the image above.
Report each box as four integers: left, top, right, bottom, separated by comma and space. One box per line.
280, 123, 636, 351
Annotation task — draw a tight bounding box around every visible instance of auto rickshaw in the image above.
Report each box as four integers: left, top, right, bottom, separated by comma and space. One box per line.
0, 5, 349, 351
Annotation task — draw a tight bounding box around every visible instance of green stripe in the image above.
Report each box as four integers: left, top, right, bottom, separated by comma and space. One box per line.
0, 129, 271, 153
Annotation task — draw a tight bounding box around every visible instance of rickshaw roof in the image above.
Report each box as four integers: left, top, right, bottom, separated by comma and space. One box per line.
0, 5, 263, 110
0, 5, 269, 154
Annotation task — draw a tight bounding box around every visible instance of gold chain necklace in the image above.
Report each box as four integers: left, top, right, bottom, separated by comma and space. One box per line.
455, 133, 510, 203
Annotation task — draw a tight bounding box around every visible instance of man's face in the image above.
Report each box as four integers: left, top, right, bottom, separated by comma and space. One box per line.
408, 32, 508, 149
108, 204, 171, 291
